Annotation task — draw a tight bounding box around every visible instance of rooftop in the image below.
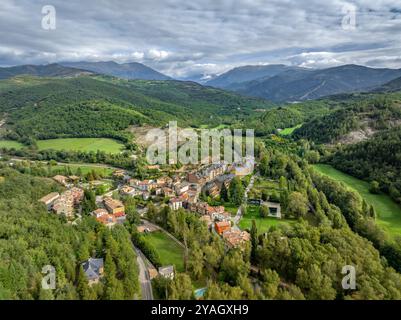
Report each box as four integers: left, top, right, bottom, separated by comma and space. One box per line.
158, 265, 174, 276
39, 192, 60, 204
103, 197, 124, 209
82, 257, 104, 280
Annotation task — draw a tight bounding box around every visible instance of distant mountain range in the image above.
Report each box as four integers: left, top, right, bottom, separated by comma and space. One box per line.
206, 64, 305, 88
0, 63, 93, 79
2, 62, 401, 103
206, 64, 401, 102
177, 73, 216, 84
61, 61, 171, 80
0, 61, 171, 81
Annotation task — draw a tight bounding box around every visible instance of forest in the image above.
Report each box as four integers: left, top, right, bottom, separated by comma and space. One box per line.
121, 142, 401, 300
0, 167, 140, 299
1, 147, 138, 169
328, 126, 401, 204
0, 75, 275, 145
293, 97, 401, 144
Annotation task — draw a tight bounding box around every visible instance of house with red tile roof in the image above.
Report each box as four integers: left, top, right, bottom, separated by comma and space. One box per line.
222, 230, 250, 248
214, 221, 231, 235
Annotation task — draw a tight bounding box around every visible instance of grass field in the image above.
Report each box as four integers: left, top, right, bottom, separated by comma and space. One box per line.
144, 231, 184, 272
239, 205, 294, 234
278, 124, 303, 136
51, 164, 115, 177
313, 164, 401, 237
198, 124, 229, 129
224, 202, 238, 216
37, 138, 124, 154
0, 140, 24, 149
253, 177, 280, 190
249, 177, 281, 199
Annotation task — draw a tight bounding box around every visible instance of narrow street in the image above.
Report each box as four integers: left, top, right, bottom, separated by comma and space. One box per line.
133, 246, 154, 300
232, 174, 255, 227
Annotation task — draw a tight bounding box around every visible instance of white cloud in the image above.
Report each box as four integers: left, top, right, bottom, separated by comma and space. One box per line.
131, 51, 145, 60
0, 0, 401, 75
146, 49, 170, 60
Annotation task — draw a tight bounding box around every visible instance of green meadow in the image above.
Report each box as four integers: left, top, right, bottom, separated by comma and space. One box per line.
278, 124, 303, 136
37, 138, 124, 154
51, 163, 115, 177
223, 202, 239, 216
313, 164, 401, 237
0, 140, 24, 149
239, 205, 295, 234
144, 231, 184, 272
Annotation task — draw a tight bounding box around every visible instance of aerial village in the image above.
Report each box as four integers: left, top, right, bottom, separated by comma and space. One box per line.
38, 155, 282, 284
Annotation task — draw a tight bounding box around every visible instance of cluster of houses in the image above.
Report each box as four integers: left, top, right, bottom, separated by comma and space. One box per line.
118, 175, 177, 201
173, 161, 256, 249
39, 176, 85, 219
114, 157, 255, 211
91, 197, 126, 227
215, 222, 251, 248
166, 162, 231, 211
39, 174, 127, 227
188, 202, 230, 223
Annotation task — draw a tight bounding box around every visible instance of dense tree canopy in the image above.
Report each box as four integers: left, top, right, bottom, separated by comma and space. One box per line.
0, 167, 140, 299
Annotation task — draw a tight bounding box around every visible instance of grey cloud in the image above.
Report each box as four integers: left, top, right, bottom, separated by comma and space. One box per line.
0, 0, 401, 76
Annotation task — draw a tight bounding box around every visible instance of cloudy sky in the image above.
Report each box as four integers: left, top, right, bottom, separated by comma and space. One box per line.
1, 0, 401, 78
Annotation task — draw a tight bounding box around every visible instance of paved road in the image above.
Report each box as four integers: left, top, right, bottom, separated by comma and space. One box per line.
133, 246, 154, 300
232, 174, 255, 226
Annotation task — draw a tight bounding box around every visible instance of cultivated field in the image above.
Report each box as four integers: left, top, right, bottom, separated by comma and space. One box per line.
37, 138, 124, 154
314, 164, 401, 237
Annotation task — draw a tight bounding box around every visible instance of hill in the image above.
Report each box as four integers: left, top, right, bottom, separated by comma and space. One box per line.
292, 96, 401, 144
205, 64, 304, 88
372, 76, 401, 93
211, 64, 401, 103
0, 75, 274, 143
61, 61, 171, 80
0, 63, 93, 80
328, 127, 401, 204
244, 99, 339, 136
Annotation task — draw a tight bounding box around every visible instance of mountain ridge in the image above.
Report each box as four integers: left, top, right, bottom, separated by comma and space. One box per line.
207, 64, 401, 103
60, 61, 171, 80
0, 63, 93, 79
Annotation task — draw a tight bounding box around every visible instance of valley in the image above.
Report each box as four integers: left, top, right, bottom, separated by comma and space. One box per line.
2, 62, 401, 302
5, 0, 401, 311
